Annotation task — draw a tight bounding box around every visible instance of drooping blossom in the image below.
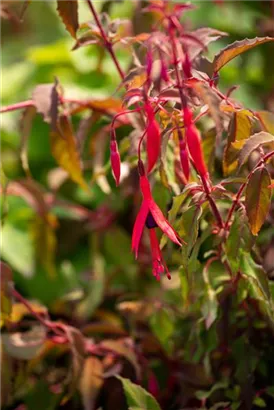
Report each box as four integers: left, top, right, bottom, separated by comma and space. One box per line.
183, 107, 208, 177
144, 103, 161, 173
132, 161, 182, 280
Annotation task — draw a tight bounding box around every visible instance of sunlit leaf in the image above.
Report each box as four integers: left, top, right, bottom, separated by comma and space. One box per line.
223, 110, 253, 175
237, 132, 274, 169
57, 0, 79, 39
117, 376, 161, 410
50, 114, 89, 190
213, 37, 274, 72
245, 167, 271, 235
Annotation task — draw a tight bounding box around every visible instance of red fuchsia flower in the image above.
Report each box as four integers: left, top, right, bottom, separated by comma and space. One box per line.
183, 107, 208, 177
144, 102, 161, 173
110, 133, 121, 186
132, 161, 182, 280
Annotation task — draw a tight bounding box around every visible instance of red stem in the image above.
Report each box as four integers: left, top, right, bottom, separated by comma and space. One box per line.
85, 0, 125, 80
0, 100, 33, 113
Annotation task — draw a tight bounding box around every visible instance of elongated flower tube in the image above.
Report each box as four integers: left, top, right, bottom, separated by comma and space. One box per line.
132, 161, 182, 279
145, 103, 161, 173
110, 137, 121, 186
183, 107, 208, 177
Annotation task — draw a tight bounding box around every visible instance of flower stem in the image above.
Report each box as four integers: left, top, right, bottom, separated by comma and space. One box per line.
0, 100, 33, 113
85, 0, 125, 80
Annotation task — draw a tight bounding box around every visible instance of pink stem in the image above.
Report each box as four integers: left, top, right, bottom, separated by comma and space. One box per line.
85, 0, 125, 80
0, 100, 34, 113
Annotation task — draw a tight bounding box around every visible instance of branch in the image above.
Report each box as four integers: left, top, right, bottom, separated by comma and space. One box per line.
85, 0, 125, 80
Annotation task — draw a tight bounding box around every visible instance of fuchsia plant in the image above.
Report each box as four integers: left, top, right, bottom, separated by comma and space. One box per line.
1, 0, 274, 409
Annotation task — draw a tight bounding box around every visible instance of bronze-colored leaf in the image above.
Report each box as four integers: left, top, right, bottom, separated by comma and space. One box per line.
57, 0, 79, 39
79, 357, 103, 410
245, 167, 272, 235
213, 36, 274, 72
32, 82, 60, 125
237, 131, 274, 169
32, 214, 57, 278
223, 110, 253, 175
62, 326, 86, 403
100, 339, 141, 380
50, 114, 89, 190
0, 261, 13, 327
256, 111, 274, 134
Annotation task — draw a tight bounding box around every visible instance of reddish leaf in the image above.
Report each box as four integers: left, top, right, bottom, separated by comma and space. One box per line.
238, 132, 274, 169
213, 36, 274, 72
57, 0, 79, 39
245, 167, 272, 235
32, 82, 60, 125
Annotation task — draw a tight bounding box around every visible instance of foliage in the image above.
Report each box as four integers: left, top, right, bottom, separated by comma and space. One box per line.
1, 1, 274, 409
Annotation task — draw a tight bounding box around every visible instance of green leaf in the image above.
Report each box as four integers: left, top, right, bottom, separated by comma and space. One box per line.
213, 37, 274, 72
238, 132, 274, 169
240, 252, 270, 301
245, 167, 271, 235
196, 381, 228, 400
1, 223, 35, 277
226, 210, 254, 274
57, 0, 79, 39
150, 308, 174, 350
117, 376, 161, 410
180, 205, 202, 268
253, 397, 266, 408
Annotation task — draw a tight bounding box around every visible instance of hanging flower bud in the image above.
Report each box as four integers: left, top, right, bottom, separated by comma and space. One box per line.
182, 107, 208, 177
179, 139, 190, 181
145, 103, 161, 173
185, 124, 207, 177
110, 139, 121, 186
